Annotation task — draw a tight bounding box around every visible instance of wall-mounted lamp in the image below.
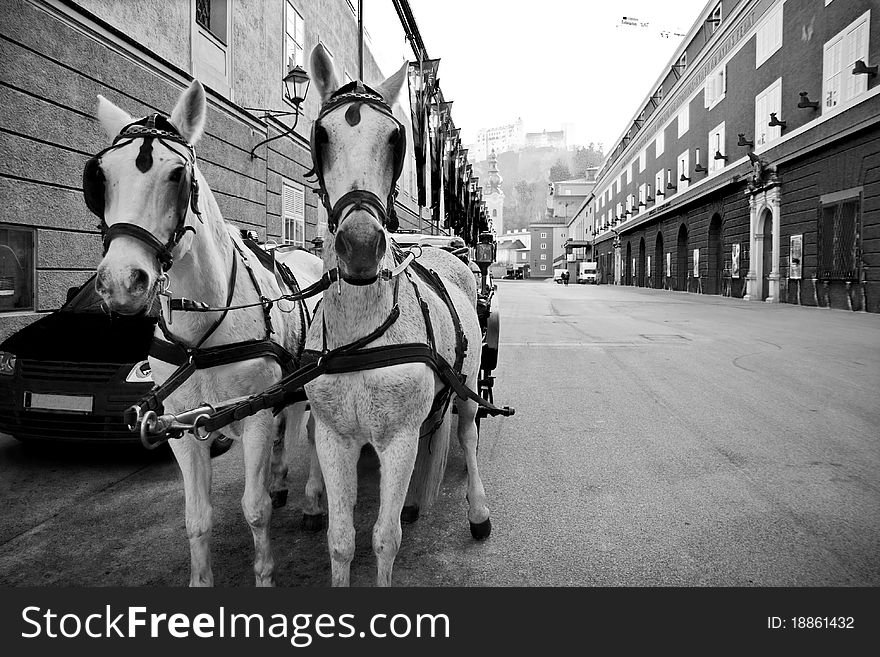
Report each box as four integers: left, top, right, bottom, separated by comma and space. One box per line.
248, 63, 311, 159
852, 60, 878, 77
679, 172, 691, 183
797, 91, 819, 109
714, 150, 728, 162
768, 112, 787, 130
737, 133, 754, 147
694, 148, 707, 173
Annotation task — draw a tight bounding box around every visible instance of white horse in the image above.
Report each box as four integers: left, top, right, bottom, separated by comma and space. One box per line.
304, 44, 491, 587
89, 80, 325, 586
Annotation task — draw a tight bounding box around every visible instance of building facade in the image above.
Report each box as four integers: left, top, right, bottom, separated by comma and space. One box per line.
0, 0, 445, 341
589, 0, 879, 311
529, 221, 568, 278
469, 118, 525, 162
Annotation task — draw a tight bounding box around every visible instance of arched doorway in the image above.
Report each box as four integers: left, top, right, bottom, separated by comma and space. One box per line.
708, 213, 723, 295
638, 237, 646, 287
759, 208, 773, 300
654, 232, 664, 289
625, 241, 632, 286
676, 223, 689, 291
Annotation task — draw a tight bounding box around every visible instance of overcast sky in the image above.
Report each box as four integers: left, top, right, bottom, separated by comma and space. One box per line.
365, 0, 710, 154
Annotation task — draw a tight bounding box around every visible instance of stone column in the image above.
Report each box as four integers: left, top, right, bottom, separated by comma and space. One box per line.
766, 186, 782, 303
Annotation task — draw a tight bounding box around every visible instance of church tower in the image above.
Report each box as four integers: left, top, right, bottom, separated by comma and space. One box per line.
484, 150, 505, 238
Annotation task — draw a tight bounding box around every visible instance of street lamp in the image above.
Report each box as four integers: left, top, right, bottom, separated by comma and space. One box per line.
248, 62, 311, 158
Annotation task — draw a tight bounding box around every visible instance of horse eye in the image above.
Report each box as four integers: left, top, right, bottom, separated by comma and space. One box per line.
168, 167, 184, 183
315, 126, 329, 145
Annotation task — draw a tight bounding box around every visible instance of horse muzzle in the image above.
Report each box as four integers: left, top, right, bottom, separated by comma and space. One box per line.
95, 262, 155, 314
334, 213, 387, 285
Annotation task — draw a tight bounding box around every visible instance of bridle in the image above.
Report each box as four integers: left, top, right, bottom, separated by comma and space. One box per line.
308, 81, 406, 235
83, 114, 202, 272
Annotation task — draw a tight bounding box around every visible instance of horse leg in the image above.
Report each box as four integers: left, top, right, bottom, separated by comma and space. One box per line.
240, 411, 276, 586
169, 435, 214, 586
269, 408, 293, 509
302, 413, 326, 530
455, 397, 491, 540
373, 432, 419, 586
314, 421, 359, 586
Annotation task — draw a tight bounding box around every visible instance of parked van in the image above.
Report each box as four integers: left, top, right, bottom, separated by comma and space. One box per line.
553, 269, 566, 283
577, 261, 598, 284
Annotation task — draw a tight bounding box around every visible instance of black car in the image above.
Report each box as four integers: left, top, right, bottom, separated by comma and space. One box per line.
0, 275, 232, 455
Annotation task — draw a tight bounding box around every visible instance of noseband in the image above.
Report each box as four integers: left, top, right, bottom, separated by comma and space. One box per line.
83, 114, 201, 271
308, 82, 406, 234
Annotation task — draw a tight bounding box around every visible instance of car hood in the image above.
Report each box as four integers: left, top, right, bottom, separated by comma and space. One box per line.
1, 310, 156, 363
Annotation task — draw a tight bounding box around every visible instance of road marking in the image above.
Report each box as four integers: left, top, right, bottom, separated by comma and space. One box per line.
500, 341, 655, 347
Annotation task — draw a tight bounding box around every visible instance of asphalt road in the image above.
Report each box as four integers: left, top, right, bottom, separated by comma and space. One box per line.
1, 279, 878, 586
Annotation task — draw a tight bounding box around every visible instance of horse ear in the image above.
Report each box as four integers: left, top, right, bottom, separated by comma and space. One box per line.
376, 60, 408, 108
310, 43, 340, 103
96, 95, 133, 141
170, 79, 207, 144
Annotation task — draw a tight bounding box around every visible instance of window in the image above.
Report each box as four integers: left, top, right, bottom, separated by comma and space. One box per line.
655, 170, 665, 197
541, 243, 547, 249
492, 209, 497, 217
540, 254, 547, 260
282, 181, 306, 246
704, 65, 726, 109
193, 0, 231, 95
677, 150, 690, 192
625, 164, 631, 185
616, 175, 622, 194
655, 85, 663, 103
708, 122, 726, 173
755, 3, 783, 68
638, 183, 646, 206
822, 11, 870, 112
540, 265, 547, 271
0, 225, 34, 312
639, 149, 646, 173
755, 78, 782, 148
285, 2, 305, 70
677, 105, 689, 137
818, 192, 861, 280
540, 232, 547, 238
708, 2, 722, 35
655, 129, 665, 157
196, 0, 228, 43
678, 52, 687, 71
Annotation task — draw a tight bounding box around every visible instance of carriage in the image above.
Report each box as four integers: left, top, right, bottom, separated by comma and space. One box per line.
84, 44, 513, 587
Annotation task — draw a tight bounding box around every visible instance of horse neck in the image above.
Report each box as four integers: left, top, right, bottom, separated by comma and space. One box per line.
321, 250, 398, 349
160, 181, 234, 346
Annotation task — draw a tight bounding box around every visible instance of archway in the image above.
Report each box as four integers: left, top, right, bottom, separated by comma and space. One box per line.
654, 231, 664, 289
708, 213, 723, 295
638, 237, 646, 287
676, 223, 689, 291
625, 241, 632, 286
759, 208, 773, 300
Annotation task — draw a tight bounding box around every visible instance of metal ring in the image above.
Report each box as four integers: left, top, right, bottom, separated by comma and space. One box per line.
192, 414, 212, 441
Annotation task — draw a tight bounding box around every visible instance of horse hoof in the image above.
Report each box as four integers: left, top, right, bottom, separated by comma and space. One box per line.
301, 513, 324, 532
270, 489, 288, 509
470, 517, 491, 540
401, 505, 420, 523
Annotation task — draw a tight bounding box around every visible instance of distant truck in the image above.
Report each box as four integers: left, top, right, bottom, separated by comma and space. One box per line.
577, 261, 598, 284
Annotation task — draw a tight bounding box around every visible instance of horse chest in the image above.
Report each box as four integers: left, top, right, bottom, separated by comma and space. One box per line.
306, 364, 436, 439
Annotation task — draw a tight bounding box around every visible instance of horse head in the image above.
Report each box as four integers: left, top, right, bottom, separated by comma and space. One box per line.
89, 81, 206, 314
309, 44, 408, 285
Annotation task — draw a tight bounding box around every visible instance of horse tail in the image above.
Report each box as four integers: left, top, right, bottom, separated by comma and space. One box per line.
406, 408, 452, 511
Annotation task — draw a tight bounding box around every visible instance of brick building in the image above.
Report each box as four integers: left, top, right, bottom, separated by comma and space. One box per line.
590, 0, 879, 311
0, 0, 445, 341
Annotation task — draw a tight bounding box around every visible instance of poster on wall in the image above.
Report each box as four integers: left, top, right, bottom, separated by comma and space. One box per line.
789, 234, 803, 279
647, 255, 652, 277
632, 258, 636, 278
693, 248, 700, 277
666, 252, 671, 277
731, 243, 740, 278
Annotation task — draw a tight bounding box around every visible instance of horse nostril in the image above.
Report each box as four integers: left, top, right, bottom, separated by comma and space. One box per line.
130, 268, 150, 292
335, 232, 350, 259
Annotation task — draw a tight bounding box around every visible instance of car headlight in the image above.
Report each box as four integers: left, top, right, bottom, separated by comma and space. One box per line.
0, 351, 16, 376
125, 360, 152, 383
